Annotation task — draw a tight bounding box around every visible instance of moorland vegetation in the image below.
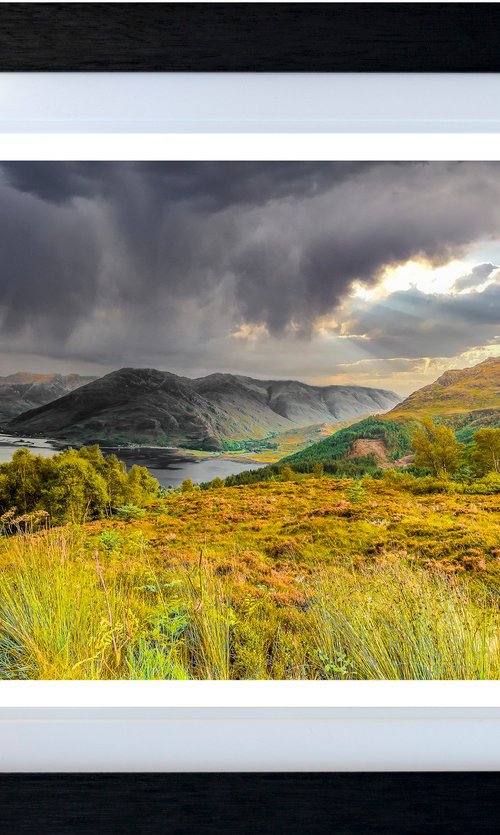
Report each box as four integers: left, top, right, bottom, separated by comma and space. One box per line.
0, 423, 497, 680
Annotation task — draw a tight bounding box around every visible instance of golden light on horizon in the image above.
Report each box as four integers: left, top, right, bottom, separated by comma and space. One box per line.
351, 258, 478, 302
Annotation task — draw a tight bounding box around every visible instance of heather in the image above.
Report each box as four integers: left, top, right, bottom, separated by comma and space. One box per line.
0, 472, 497, 680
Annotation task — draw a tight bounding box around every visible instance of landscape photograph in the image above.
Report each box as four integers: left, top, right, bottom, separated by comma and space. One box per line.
0, 160, 498, 680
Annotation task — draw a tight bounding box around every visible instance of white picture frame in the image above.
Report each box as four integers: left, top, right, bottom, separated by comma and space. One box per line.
0, 74, 498, 773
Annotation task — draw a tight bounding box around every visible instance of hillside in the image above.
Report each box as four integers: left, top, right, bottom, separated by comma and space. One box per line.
282, 416, 416, 467
8, 367, 400, 449
0, 372, 95, 423
389, 356, 500, 443
282, 357, 500, 467
390, 357, 500, 419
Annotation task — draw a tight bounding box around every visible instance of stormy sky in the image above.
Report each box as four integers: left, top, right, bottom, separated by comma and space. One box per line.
0, 160, 499, 395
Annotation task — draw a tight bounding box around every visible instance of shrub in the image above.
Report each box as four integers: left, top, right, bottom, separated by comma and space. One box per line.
348, 481, 366, 504
381, 470, 415, 490
410, 476, 456, 495
462, 472, 500, 495
98, 530, 122, 552
115, 504, 146, 521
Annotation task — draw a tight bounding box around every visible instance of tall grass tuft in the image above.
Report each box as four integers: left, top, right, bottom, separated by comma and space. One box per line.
181, 552, 233, 679
0, 526, 132, 679
311, 562, 500, 680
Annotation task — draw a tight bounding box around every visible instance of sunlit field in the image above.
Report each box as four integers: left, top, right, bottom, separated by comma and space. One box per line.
0, 474, 498, 680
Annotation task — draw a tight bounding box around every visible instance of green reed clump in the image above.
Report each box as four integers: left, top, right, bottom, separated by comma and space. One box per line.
0, 526, 135, 679
310, 562, 500, 680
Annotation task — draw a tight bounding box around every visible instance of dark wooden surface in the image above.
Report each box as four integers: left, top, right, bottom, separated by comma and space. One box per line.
0, 773, 498, 834
0, 3, 500, 71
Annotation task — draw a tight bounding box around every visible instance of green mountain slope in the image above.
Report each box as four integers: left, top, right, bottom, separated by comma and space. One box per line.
281, 357, 500, 467
281, 416, 415, 467
389, 357, 500, 419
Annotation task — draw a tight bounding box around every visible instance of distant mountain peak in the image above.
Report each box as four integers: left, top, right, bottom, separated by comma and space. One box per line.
7, 366, 401, 450
0, 372, 96, 424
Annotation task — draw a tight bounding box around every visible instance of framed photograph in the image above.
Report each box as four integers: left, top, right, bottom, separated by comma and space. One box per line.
0, 3, 499, 832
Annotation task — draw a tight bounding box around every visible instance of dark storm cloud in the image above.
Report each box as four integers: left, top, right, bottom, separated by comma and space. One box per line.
0, 161, 500, 370
0, 162, 113, 204
228, 162, 500, 333
1, 161, 369, 209
0, 184, 101, 338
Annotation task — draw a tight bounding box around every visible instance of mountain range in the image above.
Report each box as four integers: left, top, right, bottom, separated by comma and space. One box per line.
0, 373, 96, 423
6, 367, 401, 449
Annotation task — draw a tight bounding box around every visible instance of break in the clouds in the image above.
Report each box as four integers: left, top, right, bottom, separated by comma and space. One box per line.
343, 277, 500, 359
0, 161, 499, 394
451, 262, 498, 292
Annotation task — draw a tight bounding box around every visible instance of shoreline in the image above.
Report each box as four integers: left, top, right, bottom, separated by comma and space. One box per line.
0, 432, 269, 468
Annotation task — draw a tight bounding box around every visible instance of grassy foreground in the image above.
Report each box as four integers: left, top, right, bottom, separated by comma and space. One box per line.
0, 476, 498, 679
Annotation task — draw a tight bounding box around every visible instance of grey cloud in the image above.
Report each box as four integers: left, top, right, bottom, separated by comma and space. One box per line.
343, 280, 500, 359
0, 186, 101, 340
230, 162, 500, 334
452, 262, 498, 292
1, 162, 370, 209
0, 162, 500, 374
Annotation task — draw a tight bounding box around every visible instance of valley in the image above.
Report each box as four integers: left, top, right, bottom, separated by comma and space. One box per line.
6, 367, 400, 451
1, 357, 499, 483
0, 356, 497, 681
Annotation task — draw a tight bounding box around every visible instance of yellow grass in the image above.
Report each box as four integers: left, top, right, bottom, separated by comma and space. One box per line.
0, 476, 498, 679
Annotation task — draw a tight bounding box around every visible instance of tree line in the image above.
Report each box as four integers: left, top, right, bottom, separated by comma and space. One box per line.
0, 445, 159, 525
194, 423, 500, 491
412, 421, 500, 478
